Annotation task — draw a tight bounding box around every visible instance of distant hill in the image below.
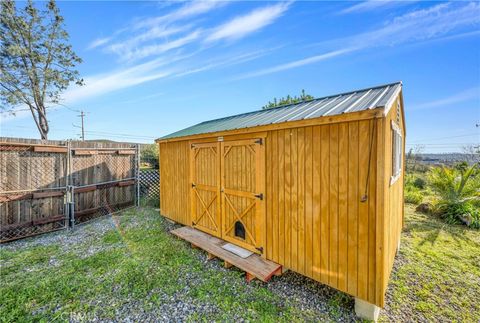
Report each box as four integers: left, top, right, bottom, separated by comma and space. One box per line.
418, 153, 478, 165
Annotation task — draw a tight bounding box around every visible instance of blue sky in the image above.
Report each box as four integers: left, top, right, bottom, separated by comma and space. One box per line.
1, 0, 479, 153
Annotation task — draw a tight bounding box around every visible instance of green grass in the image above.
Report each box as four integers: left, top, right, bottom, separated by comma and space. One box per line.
1, 206, 478, 321
0, 208, 294, 322
383, 205, 480, 321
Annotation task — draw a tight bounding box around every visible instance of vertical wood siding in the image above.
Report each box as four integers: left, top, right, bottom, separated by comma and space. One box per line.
265, 120, 379, 305
159, 141, 190, 225
381, 95, 405, 303
158, 101, 405, 307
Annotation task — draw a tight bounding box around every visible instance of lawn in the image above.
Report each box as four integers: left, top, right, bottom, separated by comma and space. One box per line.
1, 206, 478, 322
381, 205, 480, 322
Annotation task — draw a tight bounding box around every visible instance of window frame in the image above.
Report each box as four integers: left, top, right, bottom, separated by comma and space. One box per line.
390, 120, 403, 185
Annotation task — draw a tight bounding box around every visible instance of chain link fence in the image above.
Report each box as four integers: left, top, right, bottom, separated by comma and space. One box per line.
68, 146, 139, 226
1, 138, 161, 242
0, 138, 142, 242
139, 145, 159, 207
0, 140, 69, 242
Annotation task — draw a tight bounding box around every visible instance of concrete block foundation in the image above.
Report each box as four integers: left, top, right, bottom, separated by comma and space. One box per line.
355, 298, 380, 321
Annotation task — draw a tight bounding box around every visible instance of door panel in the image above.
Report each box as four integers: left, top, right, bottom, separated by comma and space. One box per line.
221, 139, 264, 253
191, 142, 221, 237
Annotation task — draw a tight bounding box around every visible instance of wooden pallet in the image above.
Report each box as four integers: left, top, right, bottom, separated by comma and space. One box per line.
171, 226, 282, 282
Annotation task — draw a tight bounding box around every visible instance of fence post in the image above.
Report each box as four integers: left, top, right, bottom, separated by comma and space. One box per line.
70, 186, 75, 229
136, 144, 140, 207
67, 140, 75, 229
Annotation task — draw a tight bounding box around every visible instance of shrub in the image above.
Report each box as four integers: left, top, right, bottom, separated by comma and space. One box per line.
405, 190, 423, 204
435, 202, 480, 229
141, 144, 159, 169
427, 163, 480, 228
413, 177, 426, 190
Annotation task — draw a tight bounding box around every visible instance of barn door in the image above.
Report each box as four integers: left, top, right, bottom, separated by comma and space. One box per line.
190, 142, 221, 237
221, 139, 264, 254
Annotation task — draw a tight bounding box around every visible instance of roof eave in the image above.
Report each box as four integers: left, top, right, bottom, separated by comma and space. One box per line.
156, 107, 385, 144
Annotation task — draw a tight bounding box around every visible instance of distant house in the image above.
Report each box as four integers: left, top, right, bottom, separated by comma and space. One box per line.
156, 82, 406, 320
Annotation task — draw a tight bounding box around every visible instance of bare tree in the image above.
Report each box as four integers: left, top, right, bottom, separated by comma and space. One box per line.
462, 145, 480, 164
408, 144, 425, 172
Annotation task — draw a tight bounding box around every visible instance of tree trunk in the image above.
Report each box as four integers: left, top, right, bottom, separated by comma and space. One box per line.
35, 105, 49, 140
38, 112, 49, 139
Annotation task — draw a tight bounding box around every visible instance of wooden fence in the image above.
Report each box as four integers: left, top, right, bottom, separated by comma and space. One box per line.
0, 137, 140, 242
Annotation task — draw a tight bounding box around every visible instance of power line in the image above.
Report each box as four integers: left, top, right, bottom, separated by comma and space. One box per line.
2, 125, 156, 140
409, 132, 479, 143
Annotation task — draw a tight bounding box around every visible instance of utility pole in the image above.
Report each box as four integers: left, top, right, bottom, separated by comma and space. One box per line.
79, 111, 85, 141
73, 110, 87, 141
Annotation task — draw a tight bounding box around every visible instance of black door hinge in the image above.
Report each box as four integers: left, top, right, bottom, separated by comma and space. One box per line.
256, 246, 264, 253
255, 138, 263, 145
192, 183, 196, 188
192, 221, 196, 226
254, 193, 263, 200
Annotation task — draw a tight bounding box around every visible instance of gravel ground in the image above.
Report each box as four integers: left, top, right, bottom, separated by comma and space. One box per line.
2, 211, 360, 322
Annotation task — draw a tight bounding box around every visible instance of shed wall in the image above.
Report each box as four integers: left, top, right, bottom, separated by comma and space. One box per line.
264, 120, 379, 305
157, 105, 405, 307
381, 94, 405, 299
159, 141, 190, 225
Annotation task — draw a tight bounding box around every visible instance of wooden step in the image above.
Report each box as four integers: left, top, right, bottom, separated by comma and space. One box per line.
171, 226, 282, 282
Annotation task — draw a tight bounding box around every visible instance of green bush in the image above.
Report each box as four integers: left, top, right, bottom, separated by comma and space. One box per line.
413, 177, 426, 189
435, 202, 480, 229
405, 190, 423, 204
141, 144, 159, 169
427, 163, 480, 228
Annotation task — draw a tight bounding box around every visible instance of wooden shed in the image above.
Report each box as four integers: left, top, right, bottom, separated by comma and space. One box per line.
156, 82, 405, 320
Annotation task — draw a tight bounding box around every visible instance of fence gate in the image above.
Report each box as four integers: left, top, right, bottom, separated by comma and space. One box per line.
0, 138, 141, 243
0, 141, 69, 242
69, 145, 139, 225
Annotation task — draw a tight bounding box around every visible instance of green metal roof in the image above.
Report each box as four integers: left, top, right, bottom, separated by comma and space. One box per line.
160, 82, 402, 140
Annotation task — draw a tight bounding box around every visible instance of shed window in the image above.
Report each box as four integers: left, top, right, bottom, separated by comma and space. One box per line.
391, 120, 402, 185
234, 221, 246, 240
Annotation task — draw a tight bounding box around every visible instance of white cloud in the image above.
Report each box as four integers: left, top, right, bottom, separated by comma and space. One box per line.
173, 48, 281, 78
88, 1, 225, 60
238, 2, 480, 78
206, 2, 290, 42
112, 30, 201, 61
87, 37, 113, 50
340, 0, 416, 15
107, 24, 192, 58
60, 47, 276, 104
135, 0, 225, 29
410, 87, 480, 110
346, 2, 480, 47
236, 48, 356, 79
62, 54, 189, 103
